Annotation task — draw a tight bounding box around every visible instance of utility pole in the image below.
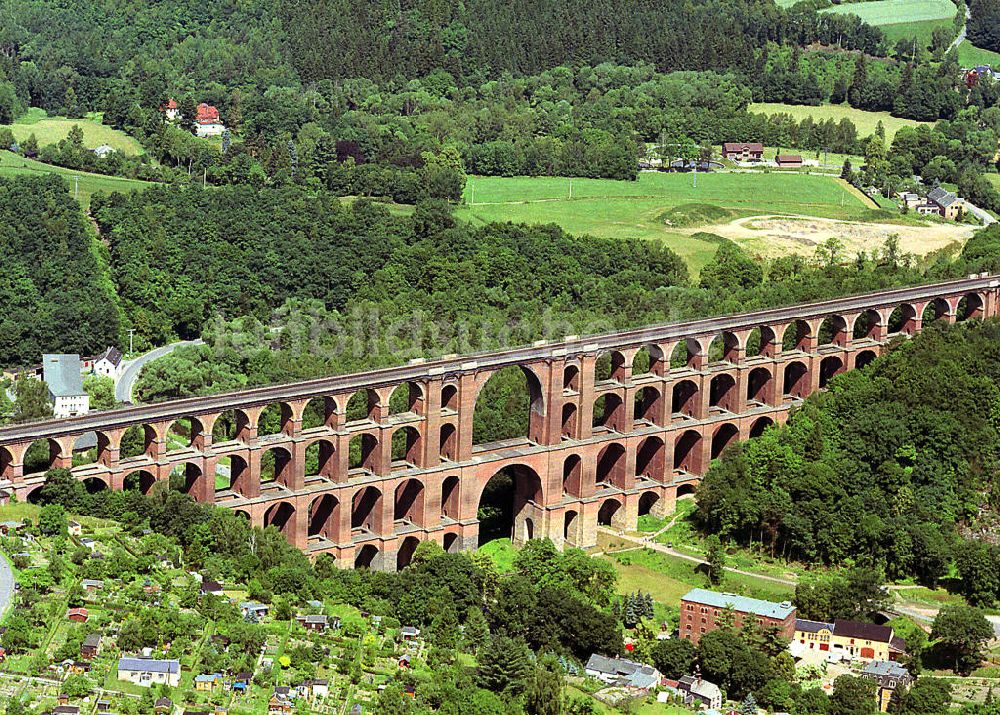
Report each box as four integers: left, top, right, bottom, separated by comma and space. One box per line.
127, 328, 135, 354
469, 179, 475, 206
74, 175, 79, 202
569, 178, 573, 200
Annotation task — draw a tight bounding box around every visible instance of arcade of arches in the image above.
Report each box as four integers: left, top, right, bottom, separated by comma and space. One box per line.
1, 280, 995, 571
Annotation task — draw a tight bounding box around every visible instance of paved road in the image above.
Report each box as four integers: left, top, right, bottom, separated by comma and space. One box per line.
948, 7, 970, 55
964, 198, 997, 227
0, 553, 13, 618
115, 339, 204, 404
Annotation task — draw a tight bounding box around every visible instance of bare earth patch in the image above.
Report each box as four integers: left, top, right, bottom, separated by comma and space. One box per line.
697, 214, 975, 259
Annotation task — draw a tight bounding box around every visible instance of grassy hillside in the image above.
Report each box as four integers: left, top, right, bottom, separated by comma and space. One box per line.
880, 17, 955, 48
749, 102, 931, 139
820, 0, 956, 25
2, 109, 144, 155
957, 40, 1000, 67
0, 150, 153, 208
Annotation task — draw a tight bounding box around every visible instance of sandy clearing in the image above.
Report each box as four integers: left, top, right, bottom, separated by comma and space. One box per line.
696, 214, 975, 259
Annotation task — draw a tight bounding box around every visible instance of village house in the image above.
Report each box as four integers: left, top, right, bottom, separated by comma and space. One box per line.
194, 673, 223, 691
793, 619, 906, 661
93, 144, 114, 159
42, 354, 89, 418
92, 346, 124, 378
80, 633, 101, 660
240, 601, 269, 619
584, 653, 662, 691
679, 588, 797, 644
67, 608, 89, 623
196, 103, 226, 137
298, 614, 328, 632
267, 698, 292, 715
81, 578, 103, 592
862, 660, 913, 711
722, 142, 764, 162
775, 154, 803, 168
200, 579, 224, 596
117, 657, 182, 687
677, 675, 724, 710
400, 625, 420, 640
925, 186, 966, 220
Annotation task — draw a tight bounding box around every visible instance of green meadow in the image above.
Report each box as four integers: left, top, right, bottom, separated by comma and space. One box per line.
0, 150, 153, 208
2, 108, 144, 155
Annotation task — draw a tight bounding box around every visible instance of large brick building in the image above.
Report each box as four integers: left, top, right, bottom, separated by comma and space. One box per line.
680, 588, 796, 644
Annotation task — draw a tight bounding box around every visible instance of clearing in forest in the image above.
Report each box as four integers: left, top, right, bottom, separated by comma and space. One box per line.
820, 0, 956, 26
1, 108, 144, 155
748, 102, 930, 140
0, 150, 153, 209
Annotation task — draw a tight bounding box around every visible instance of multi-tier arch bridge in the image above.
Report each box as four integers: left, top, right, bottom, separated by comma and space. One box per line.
1, 275, 997, 570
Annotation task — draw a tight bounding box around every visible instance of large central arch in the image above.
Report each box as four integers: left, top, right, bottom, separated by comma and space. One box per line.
476, 464, 543, 547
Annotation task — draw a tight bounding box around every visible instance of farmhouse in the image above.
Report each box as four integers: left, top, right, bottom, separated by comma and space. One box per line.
584, 653, 661, 690
297, 614, 328, 632
42, 354, 89, 418
775, 154, 803, 168
862, 660, 913, 711
117, 657, 181, 687
722, 142, 764, 161
925, 186, 965, 220
93, 144, 114, 159
680, 588, 796, 644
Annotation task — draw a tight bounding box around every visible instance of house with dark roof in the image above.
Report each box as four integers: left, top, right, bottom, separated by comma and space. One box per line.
862, 660, 913, 711
154, 697, 173, 714
200, 580, 224, 596
80, 633, 101, 660
722, 142, 764, 162
680, 588, 796, 644
297, 614, 328, 632
775, 154, 803, 168
584, 653, 661, 691
93, 347, 124, 378
830, 619, 906, 661
677, 675, 723, 710
925, 186, 966, 220
42, 354, 88, 418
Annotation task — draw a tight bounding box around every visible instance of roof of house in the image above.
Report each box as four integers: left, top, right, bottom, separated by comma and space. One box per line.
67, 608, 88, 618
154, 697, 173, 708
118, 657, 180, 674
832, 619, 893, 643
776, 154, 802, 162
723, 142, 764, 152
678, 675, 722, 700
53, 707, 80, 715
163, 99, 178, 110
196, 103, 221, 124
42, 354, 85, 398
795, 618, 834, 633
81, 579, 104, 588
863, 660, 910, 679
400, 625, 419, 635
201, 580, 223, 593
927, 186, 960, 207
82, 633, 101, 647
95, 346, 123, 367
585, 653, 656, 681
194, 673, 221, 682
307, 599, 323, 608
889, 635, 907, 653
302, 615, 327, 624
240, 601, 268, 611
682, 588, 795, 620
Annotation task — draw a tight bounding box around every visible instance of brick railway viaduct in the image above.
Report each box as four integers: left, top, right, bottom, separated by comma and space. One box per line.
1, 275, 997, 571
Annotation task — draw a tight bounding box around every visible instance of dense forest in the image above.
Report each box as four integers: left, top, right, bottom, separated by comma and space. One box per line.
697, 318, 1000, 606
0, 175, 120, 366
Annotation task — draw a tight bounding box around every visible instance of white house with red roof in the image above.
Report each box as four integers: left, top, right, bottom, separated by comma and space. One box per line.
195, 103, 226, 137
161, 99, 180, 122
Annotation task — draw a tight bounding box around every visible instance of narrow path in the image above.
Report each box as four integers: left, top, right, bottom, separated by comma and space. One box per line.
115, 338, 204, 403
948, 6, 970, 55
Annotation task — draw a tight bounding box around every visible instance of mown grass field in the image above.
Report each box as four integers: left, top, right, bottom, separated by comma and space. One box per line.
880, 17, 955, 48
456, 172, 872, 273
821, 0, 956, 25
957, 40, 1000, 67
749, 102, 930, 140
2, 108, 144, 155
0, 150, 153, 208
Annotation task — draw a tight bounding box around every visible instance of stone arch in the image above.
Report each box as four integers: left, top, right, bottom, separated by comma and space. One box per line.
260, 446, 293, 487
211, 409, 252, 444
389, 381, 424, 415
596, 442, 628, 489
354, 543, 380, 570
635, 436, 665, 482
82, 476, 109, 494
22, 438, 61, 475
441, 384, 459, 411
563, 363, 580, 392
957, 292, 985, 321
638, 491, 660, 516
563, 454, 583, 497
922, 298, 950, 324
632, 344, 666, 376
439, 423, 458, 461
0, 446, 12, 481
352, 486, 383, 533
217, 454, 251, 496
819, 355, 845, 388
394, 478, 426, 526
302, 397, 336, 430
397, 536, 421, 570
783, 360, 810, 399
709, 373, 737, 412
633, 386, 661, 425
441, 475, 460, 519
443, 532, 461, 553
391, 426, 422, 467
747, 366, 773, 405
305, 439, 336, 479
172, 462, 208, 502
749, 416, 774, 438
852, 309, 883, 340
595, 351, 628, 383
308, 494, 340, 540
818, 315, 849, 347
120, 424, 156, 459
711, 423, 739, 460
264, 501, 296, 538
782, 319, 813, 352
345, 389, 379, 422
473, 365, 545, 445
888, 304, 918, 335
26, 485, 45, 504
123, 470, 157, 495
707, 331, 742, 364
257, 402, 293, 437
166, 417, 207, 452
597, 498, 625, 528
749, 325, 779, 358
672, 379, 699, 418
855, 349, 878, 370
72, 433, 100, 467
670, 338, 703, 369
562, 402, 579, 438
476, 464, 543, 546
523, 516, 535, 541
592, 393, 626, 431
674, 430, 703, 474
676, 482, 697, 498
349, 433, 379, 472
564, 509, 580, 544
